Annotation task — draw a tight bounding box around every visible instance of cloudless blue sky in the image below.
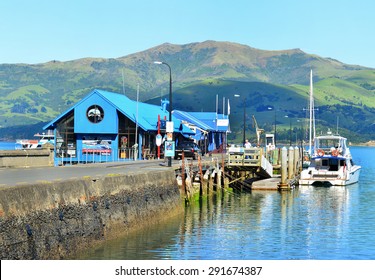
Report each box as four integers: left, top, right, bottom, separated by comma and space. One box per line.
1, 0, 374, 67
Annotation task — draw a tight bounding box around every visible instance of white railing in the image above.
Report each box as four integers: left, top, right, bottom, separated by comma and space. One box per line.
55, 148, 139, 165
227, 147, 273, 177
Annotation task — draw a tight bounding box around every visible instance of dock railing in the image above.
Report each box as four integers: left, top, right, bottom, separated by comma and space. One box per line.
227, 147, 261, 166
227, 147, 273, 178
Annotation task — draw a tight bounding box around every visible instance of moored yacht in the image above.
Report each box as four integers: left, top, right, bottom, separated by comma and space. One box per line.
299, 130, 361, 186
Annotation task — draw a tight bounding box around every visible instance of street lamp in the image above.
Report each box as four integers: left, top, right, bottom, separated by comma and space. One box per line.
285, 115, 292, 146
268, 106, 277, 147
234, 94, 246, 145
154, 61, 173, 167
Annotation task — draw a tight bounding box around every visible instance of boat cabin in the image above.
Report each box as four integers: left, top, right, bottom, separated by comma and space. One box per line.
314, 134, 348, 157
310, 157, 346, 172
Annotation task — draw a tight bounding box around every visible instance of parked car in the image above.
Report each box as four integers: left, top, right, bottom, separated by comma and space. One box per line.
174, 141, 201, 160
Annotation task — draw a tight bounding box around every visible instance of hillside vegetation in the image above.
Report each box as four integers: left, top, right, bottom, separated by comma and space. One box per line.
0, 41, 374, 142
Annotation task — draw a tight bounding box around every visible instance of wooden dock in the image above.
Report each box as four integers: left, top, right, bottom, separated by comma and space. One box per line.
176, 146, 303, 202
252, 177, 280, 190
225, 147, 273, 178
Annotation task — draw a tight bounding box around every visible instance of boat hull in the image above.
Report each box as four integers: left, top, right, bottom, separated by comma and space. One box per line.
299, 166, 361, 186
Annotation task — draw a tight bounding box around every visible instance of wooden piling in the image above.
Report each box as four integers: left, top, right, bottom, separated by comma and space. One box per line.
294, 147, 300, 177
208, 169, 214, 194
181, 152, 186, 197
221, 154, 225, 191
276, 148, 281, 165
224, 176, 230, 191
217, 169, 222, 191
198, 156, 205, 196
202, 169, 209, 196
288, 146, 294, 179
280, 147, 288, 188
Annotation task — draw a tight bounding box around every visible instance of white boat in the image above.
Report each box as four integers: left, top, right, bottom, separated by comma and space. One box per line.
16, 131, 54, 149
299, 131, 361, 186
299, 70, 361, 186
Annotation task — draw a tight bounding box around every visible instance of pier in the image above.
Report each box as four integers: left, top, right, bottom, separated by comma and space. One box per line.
176, 146, 303, 202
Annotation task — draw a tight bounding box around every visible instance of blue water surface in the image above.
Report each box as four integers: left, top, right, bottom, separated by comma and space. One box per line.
74, 146, 375, 260
0, 142, 21, 150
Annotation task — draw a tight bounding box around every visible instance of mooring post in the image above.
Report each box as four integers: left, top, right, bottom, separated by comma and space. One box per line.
294, 146, 299, 176
277, 148, 281, 165
224, 176, 230, 191
198, 156, 205, 196
288, 146, 294, 179
222, 154, 225, 191
202, 169, 209, 196
209, 169, 214, 193
181, 153, 186, 197
240, 171, 246, 191
217, 168, 222, 191
281, 147, 288, 185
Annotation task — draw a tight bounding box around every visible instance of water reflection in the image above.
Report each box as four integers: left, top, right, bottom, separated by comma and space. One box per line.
77, 181, 375, 260
76, 211, 185, 259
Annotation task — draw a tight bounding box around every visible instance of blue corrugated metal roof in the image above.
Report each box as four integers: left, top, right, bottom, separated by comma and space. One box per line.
173, 110, 229, 132
173, 110, 212, 130
44, 89, 194, 134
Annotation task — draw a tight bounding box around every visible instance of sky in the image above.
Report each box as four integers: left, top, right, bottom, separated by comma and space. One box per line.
1, 0, 375, 67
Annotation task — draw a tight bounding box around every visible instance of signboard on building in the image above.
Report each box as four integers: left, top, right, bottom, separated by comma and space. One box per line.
217, 119, 229, 127
166, 132, 173, 141
166, 121, 174, 133
82, 139, 112, 155
164, 141, 175, 157
156, 134, 162, 146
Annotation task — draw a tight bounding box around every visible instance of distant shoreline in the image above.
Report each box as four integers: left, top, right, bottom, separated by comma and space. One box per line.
355, 141, 375, 147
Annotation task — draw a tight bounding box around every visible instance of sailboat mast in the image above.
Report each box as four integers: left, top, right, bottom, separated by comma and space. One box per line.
309, 70, 313, 155
312, 79, 316, 141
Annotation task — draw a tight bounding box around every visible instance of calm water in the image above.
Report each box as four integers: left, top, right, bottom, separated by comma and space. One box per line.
0, 142, 21, 150
72, 147, 375, 259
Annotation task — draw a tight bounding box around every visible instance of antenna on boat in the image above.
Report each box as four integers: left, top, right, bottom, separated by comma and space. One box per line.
336, 116, 339, 135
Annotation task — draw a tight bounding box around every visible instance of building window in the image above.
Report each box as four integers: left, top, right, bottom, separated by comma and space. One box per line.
86, 105, 104, 123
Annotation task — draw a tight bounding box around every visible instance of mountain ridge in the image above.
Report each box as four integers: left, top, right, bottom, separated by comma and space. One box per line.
0, 40, 374, 141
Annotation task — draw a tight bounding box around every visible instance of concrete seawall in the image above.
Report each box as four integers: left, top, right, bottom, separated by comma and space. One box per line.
0, 169, 182, 259
0, 149, 54, 168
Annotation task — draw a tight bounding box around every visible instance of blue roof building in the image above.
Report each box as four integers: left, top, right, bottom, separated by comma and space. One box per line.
43, 89, 194, 165
173, 110, 230, 154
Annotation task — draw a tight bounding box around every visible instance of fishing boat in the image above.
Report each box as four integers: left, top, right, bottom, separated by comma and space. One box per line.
299, 130, 361, 186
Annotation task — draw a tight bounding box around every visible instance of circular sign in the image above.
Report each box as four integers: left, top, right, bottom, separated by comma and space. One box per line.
156, 134, 162, 146
86, 105, 104, 123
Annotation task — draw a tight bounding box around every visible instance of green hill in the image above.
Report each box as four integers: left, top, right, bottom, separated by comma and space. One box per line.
0, 41, 374, 142
149, 78, 375, 143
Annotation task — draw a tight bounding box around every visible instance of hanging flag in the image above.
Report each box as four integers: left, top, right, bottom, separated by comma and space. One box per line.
227, 99, 230, 115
